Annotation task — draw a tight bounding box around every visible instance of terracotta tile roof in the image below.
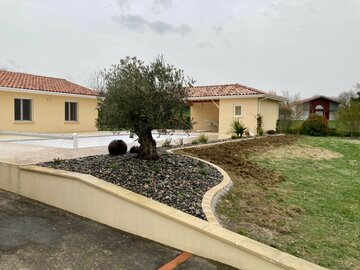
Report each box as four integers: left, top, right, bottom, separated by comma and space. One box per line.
293, 95, 339, 105
188, 83, 271, 98
0, 70, 97, 96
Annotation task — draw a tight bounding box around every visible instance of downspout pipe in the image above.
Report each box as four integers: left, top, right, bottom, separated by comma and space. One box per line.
258, 96, 268, 115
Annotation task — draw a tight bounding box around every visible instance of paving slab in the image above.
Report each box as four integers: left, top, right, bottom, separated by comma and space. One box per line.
0, 141, 109, 165
0, 190, 235, 270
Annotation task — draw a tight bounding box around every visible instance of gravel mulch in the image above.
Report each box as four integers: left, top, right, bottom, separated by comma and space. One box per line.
39, 150, 223, 220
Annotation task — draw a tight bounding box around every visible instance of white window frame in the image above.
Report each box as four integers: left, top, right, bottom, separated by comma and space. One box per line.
14, 98, 33, 121
65, 101, 78, 122
233, 104, 243, 117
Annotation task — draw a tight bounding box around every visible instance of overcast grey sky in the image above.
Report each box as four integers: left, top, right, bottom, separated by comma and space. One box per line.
1, 0, 359, 97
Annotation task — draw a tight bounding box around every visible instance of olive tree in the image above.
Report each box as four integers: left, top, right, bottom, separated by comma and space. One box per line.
97, 56, 192, 160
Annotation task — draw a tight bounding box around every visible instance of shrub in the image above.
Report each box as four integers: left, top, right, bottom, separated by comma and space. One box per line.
336, 100, 360, 137
197, 134, 209, 144
295, 126, 302, 135
198, 167, 209, 176
176, 137, 184, 146
151, 163, 160, 173
256, 114, 264, 136
266, 130, 276, 135
191, 139, 199, 145
301, 114, 328, 136
230, 120, 246, 138
328, 128, 340, 137
257, 127, 264, 136
52, 158, 64, 165
109, 163, 120, 170
284, 125, 302, 135
162, 138, 172, 147
231, 134, 239, 139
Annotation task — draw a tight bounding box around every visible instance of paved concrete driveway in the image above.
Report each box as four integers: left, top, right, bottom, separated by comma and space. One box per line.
0, 190, 235, 270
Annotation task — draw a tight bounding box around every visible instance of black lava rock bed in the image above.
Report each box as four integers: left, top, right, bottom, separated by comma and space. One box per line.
39, 150, 223, 220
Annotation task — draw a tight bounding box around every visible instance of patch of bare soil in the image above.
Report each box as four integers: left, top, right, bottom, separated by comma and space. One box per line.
179, 135, 297, 186
264, 144, 343, 160
177, 135, 300, 247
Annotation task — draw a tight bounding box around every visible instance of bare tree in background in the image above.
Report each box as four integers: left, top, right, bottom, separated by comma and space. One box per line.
277, 91, 302, 133
338, 83, 360, 105
268, 90, 277, 96
338, 90, 356, 106
353, 83, 360, 102
87, 70, 107, 95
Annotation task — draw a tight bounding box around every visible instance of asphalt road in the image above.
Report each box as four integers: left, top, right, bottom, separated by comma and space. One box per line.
0, 189, 235, 270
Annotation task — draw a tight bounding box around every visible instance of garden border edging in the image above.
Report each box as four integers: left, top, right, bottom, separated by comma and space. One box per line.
168, 148, 232, 225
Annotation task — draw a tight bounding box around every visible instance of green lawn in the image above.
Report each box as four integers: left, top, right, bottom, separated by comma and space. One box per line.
251, 137, 360, 269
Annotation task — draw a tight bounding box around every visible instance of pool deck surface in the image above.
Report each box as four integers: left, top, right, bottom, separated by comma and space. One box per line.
0, 140, 109, 165
0, 131, 224, 165
0, 190, 235, 270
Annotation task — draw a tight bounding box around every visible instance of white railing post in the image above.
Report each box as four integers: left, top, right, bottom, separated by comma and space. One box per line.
72, 133, 78, 149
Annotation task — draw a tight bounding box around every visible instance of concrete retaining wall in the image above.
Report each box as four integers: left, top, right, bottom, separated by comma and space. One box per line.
0, 162, 327, 270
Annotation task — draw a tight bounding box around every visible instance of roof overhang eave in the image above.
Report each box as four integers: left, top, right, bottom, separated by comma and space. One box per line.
0, 86, 98, 99
264, 95, 286, 102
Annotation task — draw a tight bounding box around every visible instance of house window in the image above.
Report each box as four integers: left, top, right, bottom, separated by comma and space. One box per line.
314, 105, 324, 116
233, 105, 242, 117
14, 98, 32, 121
65, 102, 78, 121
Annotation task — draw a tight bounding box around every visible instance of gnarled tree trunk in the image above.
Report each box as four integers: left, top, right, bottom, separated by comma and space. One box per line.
137, 131, 158, 160
135, 116, 159, 160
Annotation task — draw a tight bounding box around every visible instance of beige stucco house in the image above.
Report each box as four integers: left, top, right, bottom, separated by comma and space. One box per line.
188, 84, 283, 134
0, 71, 98, 133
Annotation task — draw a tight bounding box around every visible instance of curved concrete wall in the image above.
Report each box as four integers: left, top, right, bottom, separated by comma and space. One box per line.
0, 162, 327, 270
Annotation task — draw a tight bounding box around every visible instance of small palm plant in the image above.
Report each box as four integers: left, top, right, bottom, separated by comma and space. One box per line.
231, 120, 246, 138
197, 134, 209, 144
